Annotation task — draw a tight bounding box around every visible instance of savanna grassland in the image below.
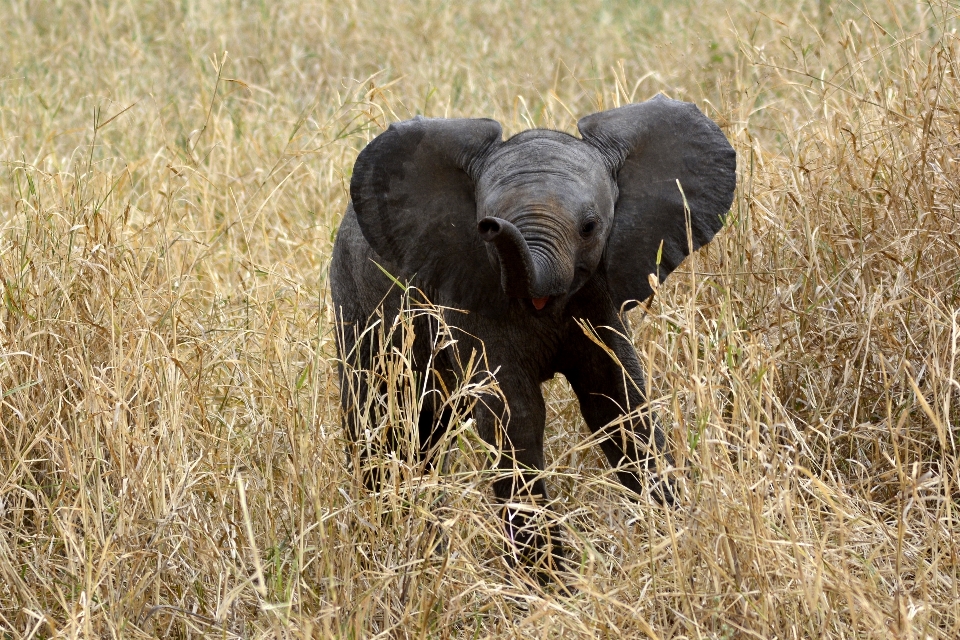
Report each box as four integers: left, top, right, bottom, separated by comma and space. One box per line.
1, 0, 959, 637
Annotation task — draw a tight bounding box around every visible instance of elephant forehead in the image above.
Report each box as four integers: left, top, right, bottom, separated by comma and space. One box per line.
480, 134, 609, 191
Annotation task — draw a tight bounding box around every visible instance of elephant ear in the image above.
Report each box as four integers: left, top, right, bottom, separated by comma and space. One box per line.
350, 116, 504, 310
578, 94, 736, 310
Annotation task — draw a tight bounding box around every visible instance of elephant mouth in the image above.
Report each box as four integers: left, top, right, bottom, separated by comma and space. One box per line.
531, 296, 550, 310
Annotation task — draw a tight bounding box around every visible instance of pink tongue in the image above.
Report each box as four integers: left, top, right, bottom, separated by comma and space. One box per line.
531, 297, 549, 310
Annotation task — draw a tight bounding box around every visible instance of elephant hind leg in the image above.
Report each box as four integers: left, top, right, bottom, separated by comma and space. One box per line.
339, 310, 457, 489
417, 404, 454, 468
336, 311, 401, 491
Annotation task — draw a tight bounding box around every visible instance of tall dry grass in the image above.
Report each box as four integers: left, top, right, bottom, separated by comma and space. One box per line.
1, 0, 958, 637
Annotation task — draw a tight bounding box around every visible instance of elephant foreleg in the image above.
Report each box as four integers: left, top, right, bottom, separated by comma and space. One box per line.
558, 317, 675, 504
476, 380, 566, 584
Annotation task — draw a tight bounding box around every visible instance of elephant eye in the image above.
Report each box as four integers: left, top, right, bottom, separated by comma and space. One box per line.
580, 219, 598, 237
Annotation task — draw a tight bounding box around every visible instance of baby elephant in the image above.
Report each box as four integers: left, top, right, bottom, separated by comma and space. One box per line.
331, 94, 736, 581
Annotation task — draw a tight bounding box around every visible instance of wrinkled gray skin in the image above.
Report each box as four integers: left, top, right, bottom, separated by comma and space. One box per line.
331, 94, 736, 582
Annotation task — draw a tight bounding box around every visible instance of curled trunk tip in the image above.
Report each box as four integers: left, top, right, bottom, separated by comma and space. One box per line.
478, 216, 539, 299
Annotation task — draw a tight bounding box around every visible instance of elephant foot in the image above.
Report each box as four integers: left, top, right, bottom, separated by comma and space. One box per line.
649, 470, 678, 507
501, 503, 570, 589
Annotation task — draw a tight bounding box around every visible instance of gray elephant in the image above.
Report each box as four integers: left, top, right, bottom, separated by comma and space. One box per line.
331, 94, 736, 581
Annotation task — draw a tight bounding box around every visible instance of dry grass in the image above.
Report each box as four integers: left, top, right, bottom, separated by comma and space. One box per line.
1, 0, 959, 637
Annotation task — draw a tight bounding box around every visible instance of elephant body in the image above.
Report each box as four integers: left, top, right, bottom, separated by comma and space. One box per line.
331, 95, 736, 581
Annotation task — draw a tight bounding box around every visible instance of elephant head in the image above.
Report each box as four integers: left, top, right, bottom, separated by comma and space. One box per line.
349, 94, 736, 314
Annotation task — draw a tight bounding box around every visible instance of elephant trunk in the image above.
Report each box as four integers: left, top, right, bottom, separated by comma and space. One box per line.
478, 216, 553, 304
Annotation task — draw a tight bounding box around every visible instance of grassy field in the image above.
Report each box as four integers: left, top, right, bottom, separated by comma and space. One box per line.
1, 0, 959, 637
